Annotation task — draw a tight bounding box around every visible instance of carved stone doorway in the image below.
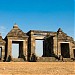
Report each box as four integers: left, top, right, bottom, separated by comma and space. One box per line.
12, 41, 23, 58
60, 43, 70, 58
12, 43, 19, 58
35, 40, 43, 57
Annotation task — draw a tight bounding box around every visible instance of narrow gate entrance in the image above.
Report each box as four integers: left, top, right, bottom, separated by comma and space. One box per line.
61, 43, 70, 58
12, 41, 23, 58
35, 40, 43, 57
12, 44, 19, 58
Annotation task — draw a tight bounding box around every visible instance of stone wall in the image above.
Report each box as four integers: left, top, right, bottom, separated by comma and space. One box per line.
0, 25, 75, 62
0, 34, 6, 61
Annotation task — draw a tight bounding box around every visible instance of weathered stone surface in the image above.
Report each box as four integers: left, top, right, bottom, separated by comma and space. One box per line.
0, 34, 6, 61
43, 28, 75, 61
4, 24, 28, 61
6, 24, 28, 37
0, 24, 75, 62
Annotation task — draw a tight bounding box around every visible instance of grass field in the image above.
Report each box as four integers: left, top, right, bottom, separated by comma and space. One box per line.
0, 62, 75, 75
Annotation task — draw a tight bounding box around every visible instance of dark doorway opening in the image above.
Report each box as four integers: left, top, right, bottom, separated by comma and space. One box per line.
12, 41, 23, 58
0, 47, 2, 60
35, 40, 43, 57
61, 43, 70, 58
47, 36, 54, 57
73, 49, 75, 58
43, 36, 54, 57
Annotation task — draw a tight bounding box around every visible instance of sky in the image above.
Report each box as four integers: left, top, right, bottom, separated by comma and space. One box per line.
0, 0, 74, 57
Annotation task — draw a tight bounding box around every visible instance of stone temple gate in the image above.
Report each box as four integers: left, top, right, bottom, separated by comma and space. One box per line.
0, 24, 75, 62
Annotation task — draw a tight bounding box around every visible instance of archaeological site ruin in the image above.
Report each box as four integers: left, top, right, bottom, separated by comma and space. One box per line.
0, 24, 75, 62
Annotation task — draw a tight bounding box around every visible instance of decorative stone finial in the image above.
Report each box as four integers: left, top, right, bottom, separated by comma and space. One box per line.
57, 28, 62, 32
13, 23, 18, 28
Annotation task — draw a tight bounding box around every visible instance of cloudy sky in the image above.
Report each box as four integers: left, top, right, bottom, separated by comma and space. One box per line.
0, 0, 74, 57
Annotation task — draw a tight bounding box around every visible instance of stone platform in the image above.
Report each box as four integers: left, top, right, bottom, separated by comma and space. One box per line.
0, 62, 75, 75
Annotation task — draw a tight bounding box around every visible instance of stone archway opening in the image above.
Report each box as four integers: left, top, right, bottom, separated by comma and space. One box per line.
12, 43, 19, 58
12, 41, 23, 58
0, 47, 2, 60
35, 40, 43, 57
73, 49, 75, 58
60, 43, 70, 58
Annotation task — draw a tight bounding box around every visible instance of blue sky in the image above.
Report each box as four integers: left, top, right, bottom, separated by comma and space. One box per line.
0, 0, 74, 39
0, 0, 74, 57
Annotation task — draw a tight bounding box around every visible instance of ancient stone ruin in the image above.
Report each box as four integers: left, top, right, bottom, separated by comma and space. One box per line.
0, 24, 75, 62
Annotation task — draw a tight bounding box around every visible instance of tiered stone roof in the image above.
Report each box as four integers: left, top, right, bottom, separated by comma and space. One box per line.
6, 24, 28, 37
0, 33, 5, 45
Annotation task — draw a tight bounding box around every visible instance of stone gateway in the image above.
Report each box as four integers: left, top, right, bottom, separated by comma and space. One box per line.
0, 24, 75, 62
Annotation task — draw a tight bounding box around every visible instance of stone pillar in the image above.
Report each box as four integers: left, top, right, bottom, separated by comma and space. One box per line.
31, 32, 35, 54
7, 39, 12, 58
69, 43, 73, 58
23, 40, 25, 56
53, 37, 58, 55
2, 46, 5, 61
31, 37, 35, 54
57, 42, 61, 56
23, 38, 28, 60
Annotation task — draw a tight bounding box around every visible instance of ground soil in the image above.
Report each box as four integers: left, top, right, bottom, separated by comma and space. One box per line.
0, 62, 75, 75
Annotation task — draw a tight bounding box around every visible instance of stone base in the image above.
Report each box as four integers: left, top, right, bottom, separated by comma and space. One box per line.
11, 58, 25, 62
37, 57, 56, 62
63, 58, 73, 62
